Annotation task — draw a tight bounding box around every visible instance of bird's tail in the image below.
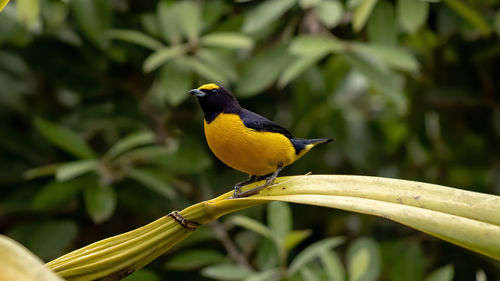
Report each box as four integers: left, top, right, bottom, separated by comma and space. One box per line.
291, 138, 334, 159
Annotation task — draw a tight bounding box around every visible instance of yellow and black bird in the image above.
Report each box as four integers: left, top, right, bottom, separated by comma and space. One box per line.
190, 83, 333, 198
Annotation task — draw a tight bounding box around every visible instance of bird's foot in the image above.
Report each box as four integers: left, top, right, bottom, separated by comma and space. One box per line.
232, 164, 283, 198
167, 211, 200, 229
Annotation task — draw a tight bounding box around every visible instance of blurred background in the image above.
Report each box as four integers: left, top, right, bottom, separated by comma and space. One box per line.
0, 0, 499, 280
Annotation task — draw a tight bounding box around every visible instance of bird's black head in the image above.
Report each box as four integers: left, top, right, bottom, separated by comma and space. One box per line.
189, 83, 241, 123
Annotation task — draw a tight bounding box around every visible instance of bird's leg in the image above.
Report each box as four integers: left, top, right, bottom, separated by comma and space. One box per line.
233, 164, 283, 198
233, 175, 257, 198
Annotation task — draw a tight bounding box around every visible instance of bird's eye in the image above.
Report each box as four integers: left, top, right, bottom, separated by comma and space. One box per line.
211, 89, 218, 94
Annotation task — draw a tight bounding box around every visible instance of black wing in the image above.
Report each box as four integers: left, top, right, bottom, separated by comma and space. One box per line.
239, 109, 294, 139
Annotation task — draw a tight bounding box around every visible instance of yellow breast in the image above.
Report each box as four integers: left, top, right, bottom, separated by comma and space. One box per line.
204, 113, 297, 176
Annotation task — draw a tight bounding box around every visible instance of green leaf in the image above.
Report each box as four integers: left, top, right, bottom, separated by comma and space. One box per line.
442, 0, 490, 36
424, 265, 454, 281
388, 242, 425, 281
165, 249, 225, 270
231, 215, 276, 241
175, 1, 201, 42
24, 163, 62, 180
341, 52, 406, 112
300, 266, 321, 281
202, 264, 253, 280
348, 248, 369, 281
284, 229, 312, 250
397, 0, 429, 33
32, 178, 86, 210
127, 168, 177, 199
299, 0, 322, 9
107, 29, 165, 50
182, 56, 229, 85
267, 201, 292, 237
114, 146, 171, 165
16, 0, 40, 30
197, 48, 238, 82
315, 0, 344, 28
236, 44, 292, 97
7, 220, 78, 261
157, 2, 181, 44
156, 59, 193, 106
352, 43, 419, 72
289, 35, 344, 57
289, 237, 345, 275
84, 184, 116, 224
346, 237, 380, 281
278, 54, 324, 87
55, 160, 99, 182
104, 131, 156, 160
352, 0, 378, 32
243, 268, 281, 281
34, 117, 96, 159
143, 45, 187, 73
201, 32, 254, 49
71, 0, 110, 47
242, 0, 296, 33
494, 10, 500, 36
320, 251, 345, 281
367, 1, 396, 45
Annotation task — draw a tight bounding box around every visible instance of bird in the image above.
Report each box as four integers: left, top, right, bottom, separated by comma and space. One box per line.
189, 83, 333, 198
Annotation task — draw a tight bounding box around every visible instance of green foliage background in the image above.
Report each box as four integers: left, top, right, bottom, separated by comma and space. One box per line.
1, 0, 499, 280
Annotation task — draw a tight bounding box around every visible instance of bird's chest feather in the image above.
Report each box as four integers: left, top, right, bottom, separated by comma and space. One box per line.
204, 113, 295, 175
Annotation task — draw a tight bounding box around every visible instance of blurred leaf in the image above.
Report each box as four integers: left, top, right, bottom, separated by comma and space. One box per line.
16, 0, 40, 30
388, 242, 426, 281
7, 220, 78, 261
242, 0, 296, 33
320, 251, 345, 281
278, 54, 324, 87
243, 268, 280, 281
315, 0, 344, 28
289, 35, 344, 57
127, 168, 177, 199
341, 52, 406, 112
352, 43, 419, 72
0, 235, 64, 281
367, 1, 396, 45
289, 237, 345, 275
165, 249, 225, 270
201, 32, 254, 49
55, 160, 99, 182
346, 237, 380, 281
176, 1, 201, 42
104, 131, 156, 160
494, 10, 500, 36
143, 45, 187, 73
256, 238, 279, 270
84, 184, 116, 224
122, 269, 160, 281
236, 44, 292, 97
424, 265, 454, 281
107, 29, 165, 50
267, 201, 292, 237
24, 163, 62, 180
157, 59, 193, 106
284, 229, 312, 250
299, 0, 322, 9
34, 117, 96, 159
32, 177, 86, 210
202, 264, 253, 280
231, 215, 276, 241
300, 266, 321, 281
71, 0, 110, 47
183, 56, 229, 85
397, 0, 429, 33
197, 48, 238, 82
348, 248, 370, 281
442, 0, 490, 35
353, 0, 378, 32
157, 1, 181, 44
114, 146, 171, 165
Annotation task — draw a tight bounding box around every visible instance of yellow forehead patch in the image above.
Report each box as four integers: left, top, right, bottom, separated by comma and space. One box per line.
198, 83, 220, 91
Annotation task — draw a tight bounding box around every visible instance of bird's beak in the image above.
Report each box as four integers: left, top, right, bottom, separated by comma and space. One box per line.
189, 89, 207, 97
